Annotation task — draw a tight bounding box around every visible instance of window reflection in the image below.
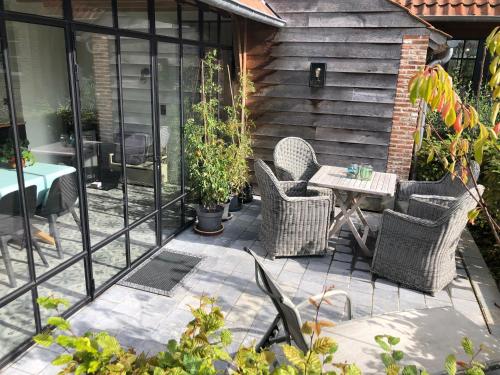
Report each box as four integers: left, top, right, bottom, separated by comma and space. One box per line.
156, 0, 179, 38
120, 37, 155, 222
118, 0, 149, 32
203, 11, 218, 43
181, 3, 200, 41
159, 42, 182, 203
75, 32, 125, 246
5, 22, 84, 282
73, 0, 113, 27
4, 0, 62, 18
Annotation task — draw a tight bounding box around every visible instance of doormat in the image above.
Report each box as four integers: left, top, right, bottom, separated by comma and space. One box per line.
119, 249, 202, 296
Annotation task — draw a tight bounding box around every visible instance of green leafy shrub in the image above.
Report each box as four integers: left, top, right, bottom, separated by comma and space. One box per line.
184, 50, 231, 210
416, 85, 500, 282
34, 294, 490, 375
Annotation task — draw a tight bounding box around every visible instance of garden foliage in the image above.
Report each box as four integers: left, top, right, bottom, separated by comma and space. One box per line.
34, 294, 488, 375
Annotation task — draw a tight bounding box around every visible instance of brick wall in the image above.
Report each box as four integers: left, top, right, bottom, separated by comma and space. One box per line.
386, 34, 429, 180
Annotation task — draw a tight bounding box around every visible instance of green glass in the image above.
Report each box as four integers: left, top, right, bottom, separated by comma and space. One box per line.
359, 165, 373, 181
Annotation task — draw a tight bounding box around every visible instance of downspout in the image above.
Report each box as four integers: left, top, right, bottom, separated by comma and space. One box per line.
411, 43, 455, 179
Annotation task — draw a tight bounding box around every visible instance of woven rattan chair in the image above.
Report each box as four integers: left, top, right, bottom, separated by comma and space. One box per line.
273, 137, 321, 181
254, 159, 333, 258
372, 186, 484, 294
395, 160, 480, 213
244, 247, 351, 352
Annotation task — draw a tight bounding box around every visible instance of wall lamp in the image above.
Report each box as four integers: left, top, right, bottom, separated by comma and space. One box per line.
309, 63, 326, 88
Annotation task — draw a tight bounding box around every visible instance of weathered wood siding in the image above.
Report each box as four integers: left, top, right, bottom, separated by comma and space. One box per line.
246, 0, 433, 173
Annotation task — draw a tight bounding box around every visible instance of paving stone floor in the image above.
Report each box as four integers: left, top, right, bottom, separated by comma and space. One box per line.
1, 197, 489, 374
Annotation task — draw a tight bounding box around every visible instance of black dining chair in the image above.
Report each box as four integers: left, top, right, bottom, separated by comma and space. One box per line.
36, 172, 80, 259
0, 185, 48, 288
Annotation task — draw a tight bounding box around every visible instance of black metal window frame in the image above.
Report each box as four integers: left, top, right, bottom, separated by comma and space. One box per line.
0, 0, 233, 368
446, 38, 489, 93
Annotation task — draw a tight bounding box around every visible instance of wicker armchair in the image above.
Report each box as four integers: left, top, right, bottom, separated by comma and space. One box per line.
395, 160, 480, 213
371, 186, 484, 294
273, 137, 321, 181
254, 159, 334, 259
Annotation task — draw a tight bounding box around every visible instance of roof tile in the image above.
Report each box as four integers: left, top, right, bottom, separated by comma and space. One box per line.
395, 0, 499, 16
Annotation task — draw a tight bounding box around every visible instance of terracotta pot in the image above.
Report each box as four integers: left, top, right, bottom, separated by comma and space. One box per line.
8, 157, 25, 169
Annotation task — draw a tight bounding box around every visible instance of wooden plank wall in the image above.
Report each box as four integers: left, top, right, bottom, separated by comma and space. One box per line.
245, 0, 432, 175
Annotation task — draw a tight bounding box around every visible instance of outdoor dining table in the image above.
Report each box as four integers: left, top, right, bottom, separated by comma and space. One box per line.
0, 162, 77, 244
309, 165, 398, 257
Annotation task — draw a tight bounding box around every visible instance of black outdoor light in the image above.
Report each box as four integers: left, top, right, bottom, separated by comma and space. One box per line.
309, 62, 326, 88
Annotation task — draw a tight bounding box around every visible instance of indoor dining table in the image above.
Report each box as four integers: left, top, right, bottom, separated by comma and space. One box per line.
309, 165, 398, 257
0, 162, 77, 244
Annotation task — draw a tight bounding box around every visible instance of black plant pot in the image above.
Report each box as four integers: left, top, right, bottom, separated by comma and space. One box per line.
195, 205, 224, 234
241, 183, 253, 204
228, 195, 242, 212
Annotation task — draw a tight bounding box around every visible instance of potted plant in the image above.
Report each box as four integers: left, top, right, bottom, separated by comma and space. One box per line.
225, 69, 255, 212
185, 50, 231, 234
0, 139, 35, 169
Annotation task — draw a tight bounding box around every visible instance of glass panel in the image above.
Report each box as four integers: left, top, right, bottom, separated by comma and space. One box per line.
4, 0, 62, 17
75, 32, 125, 246
92, 235, 127, 289
182, 45, 200, 122
182, 45, 200, 196
464, 40, 479, 59
203, 11, 218, 43
37, 260, 87, 323
130, 218, 156, 263
453, 40, 465, 59
0, 292, 35, 360
161, 200, 182, 241
220, 15, 232, 46
120, 37, 155, 223
181, 3, 199, 41
156, 0, 179, 38
184, 198, 196, 225
220, 49, 235, 110
0, 45, 31, 297
118, 0, 149, 32
158, 42, 182, 204
73, 0, 113, 27
6, 22, 84, 278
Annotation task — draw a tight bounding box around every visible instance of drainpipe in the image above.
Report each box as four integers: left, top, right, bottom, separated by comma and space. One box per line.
411, 42, 456, 180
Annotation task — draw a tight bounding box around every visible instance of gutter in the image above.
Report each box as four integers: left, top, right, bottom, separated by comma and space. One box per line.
422, 15, 500, 23
199, 0, 286, 27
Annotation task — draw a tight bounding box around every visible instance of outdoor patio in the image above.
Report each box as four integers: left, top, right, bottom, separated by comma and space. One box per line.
3, 196, 500, 375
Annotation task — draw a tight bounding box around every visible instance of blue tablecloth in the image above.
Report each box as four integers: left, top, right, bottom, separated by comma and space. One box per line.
0, 163, 76, 205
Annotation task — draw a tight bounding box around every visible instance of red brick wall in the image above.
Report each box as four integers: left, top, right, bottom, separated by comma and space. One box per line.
387, 34, 429, 180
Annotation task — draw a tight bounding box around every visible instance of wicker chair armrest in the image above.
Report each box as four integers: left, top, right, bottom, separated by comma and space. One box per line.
306, 186, 332, 198
397, 179, 446, 201
278, 180, 308, 197
407, 196, 451, 221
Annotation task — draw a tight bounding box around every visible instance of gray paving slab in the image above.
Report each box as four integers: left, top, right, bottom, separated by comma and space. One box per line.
2, 197, 497, 375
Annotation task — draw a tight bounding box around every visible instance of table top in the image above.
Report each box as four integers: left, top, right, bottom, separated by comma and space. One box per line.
0, 163, 76, 204
309, 165, 398, 197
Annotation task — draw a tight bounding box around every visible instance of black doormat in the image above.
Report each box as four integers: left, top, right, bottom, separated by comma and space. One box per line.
119, 249, 202, 296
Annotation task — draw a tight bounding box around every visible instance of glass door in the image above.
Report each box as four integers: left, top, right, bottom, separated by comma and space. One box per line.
157, 41, 183, 241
